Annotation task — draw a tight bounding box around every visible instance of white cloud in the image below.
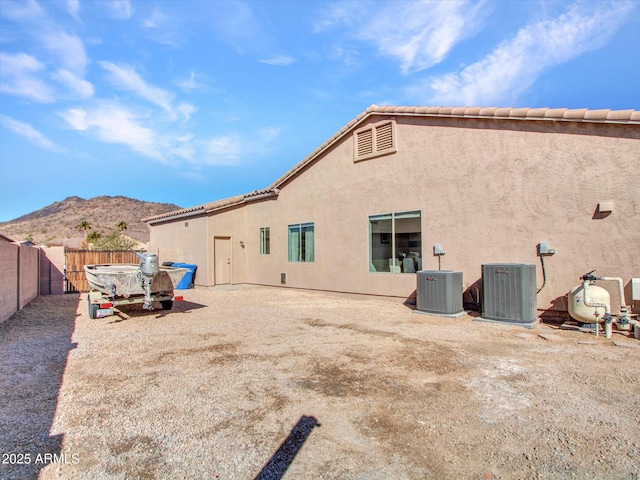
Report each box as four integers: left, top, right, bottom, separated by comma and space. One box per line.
420, 1, 635, 106
61, 104, 163, 160
201, 134, 242, 165
177, 102, 197, 123
142, 6, 166, 28
68, 0, 80, 21
107, 0, 133, 20
259, 55, 295, 66
363, 0, 485, 74
0, 0, 45, 22
177, 70, 199, 92
315, 0, 485, 74
0, 52, 55, 102
99, 61, 176, 115
53, 69, 94, 98
43, 31, 89, 75
0, 114, 62, 151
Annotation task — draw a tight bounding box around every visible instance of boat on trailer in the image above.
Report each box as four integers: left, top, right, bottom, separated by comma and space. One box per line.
84, 253, 188, 318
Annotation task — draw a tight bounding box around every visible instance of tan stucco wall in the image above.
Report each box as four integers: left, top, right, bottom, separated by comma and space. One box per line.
150, 115, 640, 315
39, 246, 65, 295
148, 214, 210, 285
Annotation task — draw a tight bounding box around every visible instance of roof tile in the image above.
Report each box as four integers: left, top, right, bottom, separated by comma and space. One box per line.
510, 107, 530, 117
563, 108, 589, 119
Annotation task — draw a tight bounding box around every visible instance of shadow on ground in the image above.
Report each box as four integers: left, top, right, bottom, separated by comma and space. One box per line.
106, 299, 207, 322
254, 415, 320, 480
0, 294, 79, 480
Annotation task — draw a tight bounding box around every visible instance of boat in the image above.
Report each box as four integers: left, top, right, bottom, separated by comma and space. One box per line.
84, 263, 188, 296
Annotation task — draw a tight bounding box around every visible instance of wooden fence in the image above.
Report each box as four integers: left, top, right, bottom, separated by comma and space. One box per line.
65, 250, 141, 293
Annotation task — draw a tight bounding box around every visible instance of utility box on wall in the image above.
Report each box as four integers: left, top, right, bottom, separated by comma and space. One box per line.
416, 270, 464, 317
479, 263, 537, 328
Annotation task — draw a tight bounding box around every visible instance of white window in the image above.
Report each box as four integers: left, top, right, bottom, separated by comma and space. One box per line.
369, 211, 421, 273
288, 223, 314, 262
354, 119, 397, 162
260, 227, 270, 255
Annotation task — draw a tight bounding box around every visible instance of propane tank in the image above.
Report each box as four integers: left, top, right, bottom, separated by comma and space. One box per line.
139, 253, 159, 277
568, 283, 611, 323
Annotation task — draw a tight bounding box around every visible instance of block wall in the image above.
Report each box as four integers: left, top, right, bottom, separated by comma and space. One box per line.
19, 245, 39, 309
0, 242, 19, 324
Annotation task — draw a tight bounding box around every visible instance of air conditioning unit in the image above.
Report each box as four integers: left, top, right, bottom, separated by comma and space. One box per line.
479, 263, 537, 328
416, 270, 464, 317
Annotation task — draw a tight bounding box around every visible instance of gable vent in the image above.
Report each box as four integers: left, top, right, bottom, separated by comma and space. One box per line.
353, 119, 397, 162
376, 122, 394, 151
356, 129, 373, 157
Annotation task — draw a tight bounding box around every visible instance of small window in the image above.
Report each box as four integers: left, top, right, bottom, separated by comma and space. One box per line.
369, 211, 421, 273
354, 119, 397, 162
260, 227, 270, 255
288, 222, 314, 262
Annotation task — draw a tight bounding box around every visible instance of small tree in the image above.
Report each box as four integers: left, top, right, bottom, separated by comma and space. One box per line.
116, 221, 128, 231
77, 220, 91, 232
86, 231, 101, 244
93, 232, 138, 250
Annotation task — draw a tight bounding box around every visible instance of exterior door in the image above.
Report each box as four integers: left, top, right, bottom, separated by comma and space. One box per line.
214, 237, 231, 285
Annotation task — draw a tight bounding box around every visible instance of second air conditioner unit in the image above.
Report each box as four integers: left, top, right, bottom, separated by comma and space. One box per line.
416, 270, 464, 317
479, 263, 537, 328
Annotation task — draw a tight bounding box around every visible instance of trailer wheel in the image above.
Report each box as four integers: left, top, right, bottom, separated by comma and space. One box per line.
88, 296, 98, 319
161, 300, 173, 310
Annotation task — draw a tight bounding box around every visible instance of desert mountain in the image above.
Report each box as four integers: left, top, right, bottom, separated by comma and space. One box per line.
0, 196, 181, 245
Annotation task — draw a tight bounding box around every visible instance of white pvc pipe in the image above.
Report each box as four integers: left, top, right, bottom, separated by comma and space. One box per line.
598, 276, 627, 310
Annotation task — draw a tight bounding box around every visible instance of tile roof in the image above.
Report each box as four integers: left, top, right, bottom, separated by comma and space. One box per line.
143, 189, 279, 223
145, 105, 639, 223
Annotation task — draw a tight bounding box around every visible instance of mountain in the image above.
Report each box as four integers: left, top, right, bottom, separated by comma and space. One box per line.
0, 196, 181, 245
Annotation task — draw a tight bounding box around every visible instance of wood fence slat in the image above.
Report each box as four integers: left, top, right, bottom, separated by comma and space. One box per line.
65, 250, 141, 293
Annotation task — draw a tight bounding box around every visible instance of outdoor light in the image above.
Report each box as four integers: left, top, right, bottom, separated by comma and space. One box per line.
240, 241, 245, 248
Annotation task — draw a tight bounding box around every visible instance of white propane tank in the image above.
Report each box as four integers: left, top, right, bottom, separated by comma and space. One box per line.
568, 283, 611, 323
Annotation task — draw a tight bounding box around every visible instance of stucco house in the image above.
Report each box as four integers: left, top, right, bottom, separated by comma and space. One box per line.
144, 105, 640, 319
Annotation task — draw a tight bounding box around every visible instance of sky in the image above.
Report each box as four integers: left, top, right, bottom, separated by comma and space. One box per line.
0, 0, 639, 222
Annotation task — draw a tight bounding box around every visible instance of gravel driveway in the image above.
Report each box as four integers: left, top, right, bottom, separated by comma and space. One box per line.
1, 286, 639, 479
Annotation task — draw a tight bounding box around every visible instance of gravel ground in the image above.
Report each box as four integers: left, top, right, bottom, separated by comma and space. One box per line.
1, 286, 639, 480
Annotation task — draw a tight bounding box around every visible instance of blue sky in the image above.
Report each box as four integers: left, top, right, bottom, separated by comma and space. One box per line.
1, 0, 638, 222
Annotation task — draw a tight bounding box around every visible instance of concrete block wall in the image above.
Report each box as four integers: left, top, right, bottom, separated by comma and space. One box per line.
0, 242, 19, 324
19, 245, 39, 309
0, 242, 43, 324
39, 246, 65, 295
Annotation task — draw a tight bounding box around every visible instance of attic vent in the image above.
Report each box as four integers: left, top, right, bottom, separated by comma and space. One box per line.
353, 119, 397, 162
356, 129, 373, 157
376, 122, 393, 150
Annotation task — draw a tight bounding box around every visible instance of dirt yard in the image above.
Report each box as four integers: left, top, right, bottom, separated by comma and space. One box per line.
1, 286, 639, 480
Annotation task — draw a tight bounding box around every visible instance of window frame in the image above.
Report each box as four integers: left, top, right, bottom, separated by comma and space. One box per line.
288, 222, 315, 263
259, 227, 270, 255
368, 210, 422, 274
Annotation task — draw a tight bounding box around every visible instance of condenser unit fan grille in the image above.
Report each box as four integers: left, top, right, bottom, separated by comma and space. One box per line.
481, 263, 537, 326
417, 270, 463, 315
